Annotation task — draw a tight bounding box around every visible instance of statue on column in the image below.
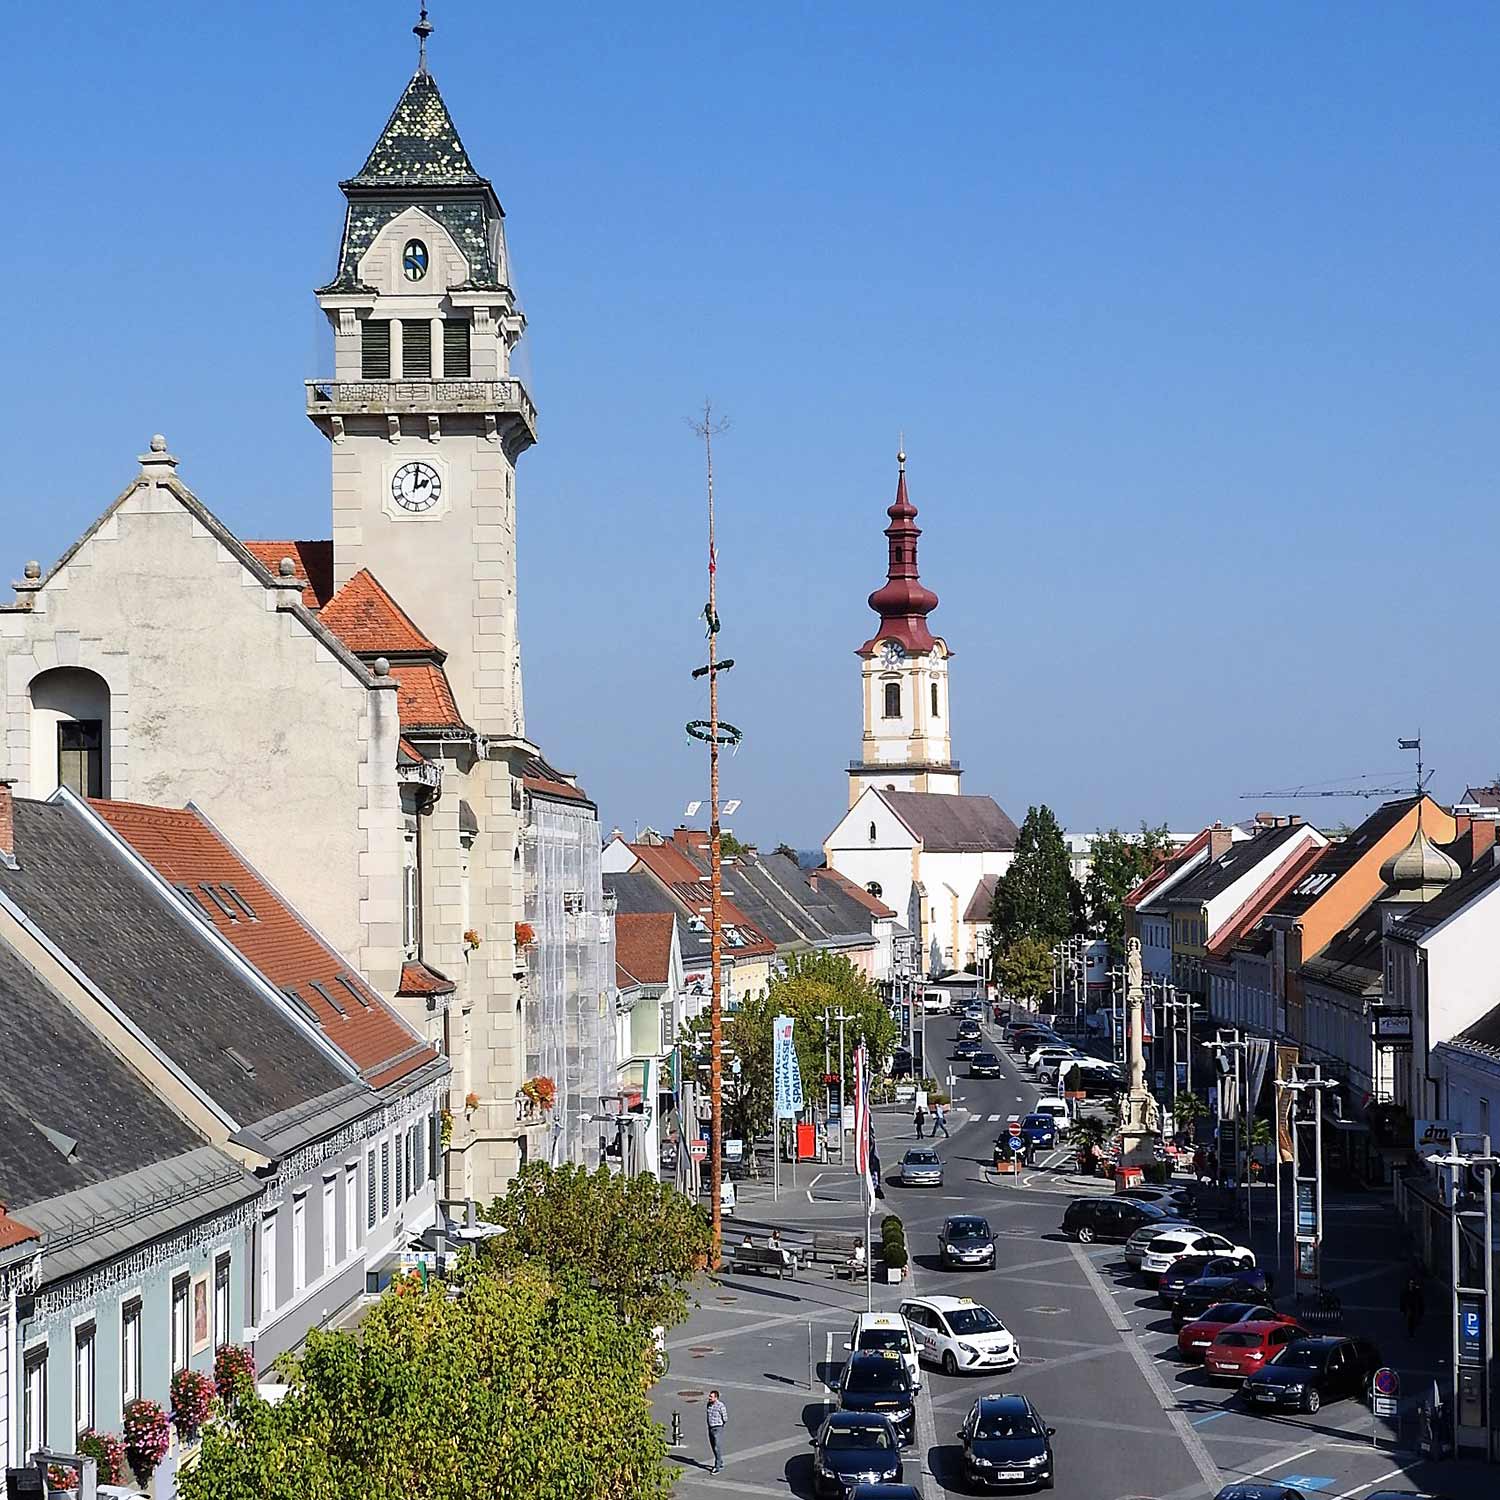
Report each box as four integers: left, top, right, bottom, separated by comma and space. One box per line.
1119, 937, 1162, 1169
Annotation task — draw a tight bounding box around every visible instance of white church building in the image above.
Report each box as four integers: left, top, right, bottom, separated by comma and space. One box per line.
825, 452, 1019, 974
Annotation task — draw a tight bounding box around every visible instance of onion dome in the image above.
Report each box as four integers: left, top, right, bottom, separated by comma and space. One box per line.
858, 448, 940, 656
1380, 822, 1460, 899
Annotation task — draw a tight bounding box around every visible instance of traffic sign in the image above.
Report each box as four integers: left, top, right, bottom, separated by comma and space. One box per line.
688, 1139, 707, 1162
1008, 1119, 1023, 1137
1009, 1137, 1026, 1155
1372, 1367, 1400, 1398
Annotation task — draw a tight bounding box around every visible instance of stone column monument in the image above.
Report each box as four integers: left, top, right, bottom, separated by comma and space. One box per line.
1119, 937, 1161, 1172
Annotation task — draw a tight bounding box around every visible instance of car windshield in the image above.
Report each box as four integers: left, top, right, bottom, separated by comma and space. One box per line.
1216, 1331, 1260, 1348
1271, 1342, 1327, 1372
972, 1052, 998, 1064
858, 1329, 911, 1355
825, 1424, 894, 1451
974, 1411, 1040, 1441
905, 1151, 939, 1165
1023, 1115, 1050, 1128
945, 1306, 1003, 1335
947, 1219, 989, 1237
847, 1360, 909, 1392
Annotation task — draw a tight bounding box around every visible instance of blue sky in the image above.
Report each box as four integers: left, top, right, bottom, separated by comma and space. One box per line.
7, 3, 1497, 847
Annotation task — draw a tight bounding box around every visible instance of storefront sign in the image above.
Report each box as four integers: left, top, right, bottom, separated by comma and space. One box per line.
1371, 1009, 1413, 1044
1295, 1180, 1316, 1234
1414, 1118, 1458, 1157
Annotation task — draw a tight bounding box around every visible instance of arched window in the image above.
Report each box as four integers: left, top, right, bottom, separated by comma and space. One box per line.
868, 822, 878, 844
931, 682, 940, 717
29, 667, 111, 799
883, 681, 901, 719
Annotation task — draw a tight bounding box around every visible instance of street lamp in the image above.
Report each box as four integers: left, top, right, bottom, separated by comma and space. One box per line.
1274, 1067, 1338, 1300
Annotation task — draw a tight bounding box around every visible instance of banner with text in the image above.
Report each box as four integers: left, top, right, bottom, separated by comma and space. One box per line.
773, 1014, 804, 1120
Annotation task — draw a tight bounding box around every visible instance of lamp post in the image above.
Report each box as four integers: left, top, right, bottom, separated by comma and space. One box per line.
1277, 1067, 1337, 1302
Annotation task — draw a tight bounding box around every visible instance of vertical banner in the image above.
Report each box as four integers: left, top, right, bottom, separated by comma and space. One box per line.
1244, 1036, 1272, 1117
773, 1015, 804, 1120
854, 1043, 871, 1215
1275, 1045, 1299, 1163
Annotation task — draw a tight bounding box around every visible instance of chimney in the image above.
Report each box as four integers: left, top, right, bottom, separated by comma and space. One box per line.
1470, 819, 1497, 865
0, 779, 14, 869
1208, 822, 1234, 862
1287, 813, 1302, 826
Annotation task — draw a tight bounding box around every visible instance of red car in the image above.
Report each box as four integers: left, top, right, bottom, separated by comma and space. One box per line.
1204, 1319, 1306, 1380
1176, 1302, 1288, 1362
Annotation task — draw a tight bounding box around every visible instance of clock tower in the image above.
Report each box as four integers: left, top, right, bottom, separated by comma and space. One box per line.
848, 450, 960, 807
306, 31, 534, 740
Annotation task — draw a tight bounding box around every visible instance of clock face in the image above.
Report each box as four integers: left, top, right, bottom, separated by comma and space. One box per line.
391, 461, 442, 513
402, 239, 429, 281
880, 640, 906, 669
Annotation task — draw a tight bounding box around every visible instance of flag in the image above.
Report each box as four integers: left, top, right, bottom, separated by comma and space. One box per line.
1398, 738, 1420, 750
854, 1044, 872, 1215
773, 1015, 804, 1119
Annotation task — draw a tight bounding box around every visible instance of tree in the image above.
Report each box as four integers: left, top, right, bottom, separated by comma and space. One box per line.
989, 805, 1081, 951
1083, 823, 1174, 955
1066, 1114, 1110, 1175
480, 1162, 711, 1332
995, 936, 1053, 1002
179, 1262, 673, 1500
718, 830, 752, 857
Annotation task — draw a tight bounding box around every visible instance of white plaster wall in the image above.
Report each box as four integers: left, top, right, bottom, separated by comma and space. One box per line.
1436, 1045, 1500, 1140
1204, 828, 1327, 935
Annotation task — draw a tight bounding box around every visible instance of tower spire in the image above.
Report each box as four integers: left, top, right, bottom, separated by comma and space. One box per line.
859, 447, 939, 655
413, 6, 433, 75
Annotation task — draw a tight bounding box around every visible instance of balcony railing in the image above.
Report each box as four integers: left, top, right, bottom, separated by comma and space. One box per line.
305, 377, 537, 435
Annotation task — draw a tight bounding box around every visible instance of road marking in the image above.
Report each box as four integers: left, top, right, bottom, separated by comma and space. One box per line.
988, 1113, 1001, 1122
1191, 1410, 1228, 1426
1278, 1476, 1334, 1492
1069, 1242, 1221, 1494
1330, 1468, 1406, 1500
1237, 1443, 1319, 1479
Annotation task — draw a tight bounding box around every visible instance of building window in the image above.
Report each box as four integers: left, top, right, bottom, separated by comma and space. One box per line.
171, 1273, 191, 1373
402, 822, 420, 960
367, 1148, 378, 1229
213, 1255, 231, 1349
58, 719, 103, 798
260, 1212, 278, 1320
22, 1345, 47, 1460
345, 1163, 358, 1252
292, 1194, 307, 1295
73, 1322, 96, 1442
381, 1141, 391, 1219
442, 319, 471, 378
322, 1177, 337, 1273
412, 1121, 425, 1188
360, 319, 391, 380
868, 822, 877, 844
401, 319, 432, 379
395, 1136, 405, 1205
883, 682, 901, 719
931, 682, 939, 717
120, 1298, 142, 1407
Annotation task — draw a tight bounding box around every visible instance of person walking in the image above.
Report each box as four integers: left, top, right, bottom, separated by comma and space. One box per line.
913, 1102, 927, 1139
1400, 1275, 1426, 1339
705, 1390, 728, 1473
932, 1102, 950, 1139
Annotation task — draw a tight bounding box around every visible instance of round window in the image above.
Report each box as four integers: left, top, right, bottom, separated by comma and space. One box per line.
402, 240, 429, 281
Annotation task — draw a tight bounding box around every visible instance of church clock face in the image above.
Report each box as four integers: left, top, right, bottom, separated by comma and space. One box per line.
880, 640, 906, 669
391, 461, 443, 513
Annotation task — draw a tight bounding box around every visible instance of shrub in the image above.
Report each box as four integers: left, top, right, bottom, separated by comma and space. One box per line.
77, 1430, 127, 1486
170, 1367, 217, 1443
123, 1398, 171, 1483
880, 1214, 902, 1240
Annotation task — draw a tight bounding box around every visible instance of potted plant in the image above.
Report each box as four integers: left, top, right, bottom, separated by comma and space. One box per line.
123, 1398, 171, 1486
521, 1075, 556, 1112
514, 921, 535, 948
880, 1216, 908, 1282
464, 1090, 481, 1115
463, 928, 482, 951
46, 1463, 78, 1493
77, 1430, 127, 1487
169, 1367, 216, 1444
212, 1344, 256, 1405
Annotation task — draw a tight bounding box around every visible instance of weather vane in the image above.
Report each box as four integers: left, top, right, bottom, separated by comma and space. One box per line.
414, 6, 433, 74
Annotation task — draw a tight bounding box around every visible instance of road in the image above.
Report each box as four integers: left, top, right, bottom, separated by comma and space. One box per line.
653, 1006, 1470, 1499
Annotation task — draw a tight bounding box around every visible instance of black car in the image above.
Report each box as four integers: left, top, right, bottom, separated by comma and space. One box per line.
1241, 1335, 1382, 1415
838, 1352, 915, 1443
810, 1411, 903, 1497
1213, 1486, 1301, 1500
952, 1039, 983, 1062
957, 1020, 983, 1040
969, 1050, 1002, 1077
958, 1393, 1055, 1490
1162, 1255, 1266, 1302
889, 1048, 915, 1081
940, 1215, 997, 1269
1061, 1196, 1174, 1244
1172, 1270, 1273, 1328
849, 1486, 923, 1500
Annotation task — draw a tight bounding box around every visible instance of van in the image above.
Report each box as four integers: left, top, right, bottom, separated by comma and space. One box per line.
1033, 1096, 1072, 1126
846, 1310, 922, 1390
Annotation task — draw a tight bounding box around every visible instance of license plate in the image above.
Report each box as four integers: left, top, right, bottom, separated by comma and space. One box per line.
1255, 1392, 1276, 1404
995, 1472, 1025, 1480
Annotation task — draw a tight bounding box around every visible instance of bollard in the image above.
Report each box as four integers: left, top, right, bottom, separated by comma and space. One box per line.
671, 1410, 683, 1447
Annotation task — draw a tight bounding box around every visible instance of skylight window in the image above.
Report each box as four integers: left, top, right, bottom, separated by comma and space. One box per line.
336, 973, 372, 1009
309, 979, 347, 1017
198, 883, 238, 921
224, 1047, 256, 1077
281, 986, 320, 1026
223, 884, 259, 921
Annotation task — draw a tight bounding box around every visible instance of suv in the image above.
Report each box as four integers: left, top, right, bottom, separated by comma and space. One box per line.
1062, 1197, 1176, 1244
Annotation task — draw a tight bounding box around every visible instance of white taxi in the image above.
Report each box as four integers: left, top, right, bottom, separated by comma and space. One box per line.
897, 1295, 1020, 1377
845, 1310, 922, 1391
1138, 1227, 1254, 1277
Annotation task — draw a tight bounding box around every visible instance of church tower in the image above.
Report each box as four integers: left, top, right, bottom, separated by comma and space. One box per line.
848, 450, 960, 807
306, 14, 534, 741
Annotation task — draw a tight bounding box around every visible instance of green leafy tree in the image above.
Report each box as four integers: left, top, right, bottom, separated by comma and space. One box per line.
989, 805, 1081, 950
1172, 1091, 1208, 1133
1083, 823, 1174, 954
480, 1162, 710, 1332
995, 935, 1053, 1002
718, 830, 752, 857
1066, 1114, 1110, 1174
180, 1262, 672, 1500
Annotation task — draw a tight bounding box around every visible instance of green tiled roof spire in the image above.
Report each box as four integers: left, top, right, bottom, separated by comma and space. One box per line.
351, 69, 483, 189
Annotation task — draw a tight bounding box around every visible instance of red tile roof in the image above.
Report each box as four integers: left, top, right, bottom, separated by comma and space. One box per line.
318, 569, 439, 656
91, 799, 439, 1089
397, 738, 426, 765
0, 1207, 39, 1253
389, 663, 466, 732
1210, 843, 1328, 959
244, 540, 335, 609
397, 961, 457, 997
616, 911, 675, 987
626, 843, 777, 957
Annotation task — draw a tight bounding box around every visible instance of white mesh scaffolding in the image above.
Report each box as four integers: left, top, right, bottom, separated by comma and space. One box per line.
523, 792, 617, 1169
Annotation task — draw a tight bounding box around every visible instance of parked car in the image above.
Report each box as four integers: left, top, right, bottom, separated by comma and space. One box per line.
899, 1148, 944, 1187
1177, 1302, 1290, 1361
1123, 1214, 1201, 1267
1240, 1335, 1383, 1415
1017, 1113, 1058, 1150
1212, 1486, 1303, 1500
837, 1350, 916, 1444
1028, 1045, 1081, 1074
899, 1295, 1019, 1375
1065, 1197, 1181, 1245
969, 1050, 1002, 1078
957, 1393, 1056, 1491
1204, 1320, 1307, 1381
810, 1412, 903, 1497
1159, 1253, 1243, 1300
1139, 1228, 1254, 1277
847, 1310, 922, 1391
1172, 1270, 1274, 1328
939, 1215, 997, 1270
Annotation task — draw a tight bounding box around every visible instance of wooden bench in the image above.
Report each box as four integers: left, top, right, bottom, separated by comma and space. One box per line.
728, 1244, 796, 1279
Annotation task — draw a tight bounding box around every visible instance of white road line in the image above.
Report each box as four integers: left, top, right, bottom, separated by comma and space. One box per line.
1331, 1467, 1407, 1500
1236, 1443, 1319, 1480
988, 1113, 1001, 1122
824, 1330, 834, 1402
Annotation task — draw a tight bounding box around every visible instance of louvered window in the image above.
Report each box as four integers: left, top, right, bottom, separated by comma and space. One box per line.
361, 320, 391, 379
402, 320, 432, 379
442, 320, 471, 377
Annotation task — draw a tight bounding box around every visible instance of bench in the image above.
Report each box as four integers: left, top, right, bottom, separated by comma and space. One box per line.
809, 1230, 862, 1263
728, 1244, 796, 1279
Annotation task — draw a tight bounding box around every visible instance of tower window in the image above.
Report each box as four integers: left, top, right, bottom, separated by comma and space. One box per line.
402, 239, 429, 281
931, 682, 940, 717
868, 822, 877, 844
883, 682, 901, 719
442, 320, 471, 378
401, 319, 432, 379
58, 719, 103, 798
361, 320, 391, 380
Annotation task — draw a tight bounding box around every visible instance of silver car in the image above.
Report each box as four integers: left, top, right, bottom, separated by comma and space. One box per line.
900, 1148, 944, 1187
1124, 1219, 1200, 1269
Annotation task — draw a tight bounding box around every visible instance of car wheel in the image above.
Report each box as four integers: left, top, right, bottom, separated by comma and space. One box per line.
1077, 1225, 1095, 1244
1303, 1389, 1321, 1415
942, 1351, 959, 1376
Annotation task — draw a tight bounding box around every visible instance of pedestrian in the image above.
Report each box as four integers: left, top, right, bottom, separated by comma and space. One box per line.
1400, 1275, 1425, 1339
1264, 1266, 1276, 1303
932, 1102, 950, 1139
914, 1102, 927, 1139
705, 1389, 728, 1473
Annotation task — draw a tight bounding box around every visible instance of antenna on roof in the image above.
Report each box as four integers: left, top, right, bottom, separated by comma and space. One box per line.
413, 6, 433, 74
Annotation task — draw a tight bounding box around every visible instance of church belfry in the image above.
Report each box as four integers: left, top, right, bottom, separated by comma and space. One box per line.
848, 450, 960, 807
307, 11, 535, 740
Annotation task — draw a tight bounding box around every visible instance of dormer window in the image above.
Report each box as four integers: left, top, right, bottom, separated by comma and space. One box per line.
58, 719, 103, 798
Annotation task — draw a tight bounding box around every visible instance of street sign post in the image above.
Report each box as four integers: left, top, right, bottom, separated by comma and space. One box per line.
1371, 1367, 1400, 1448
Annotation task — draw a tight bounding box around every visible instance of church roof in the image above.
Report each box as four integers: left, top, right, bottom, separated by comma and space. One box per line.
877, 791, 1019, 853
350, 72, 486, 189
243, 540, 335, 609
389, 663, 466, 733
320, 568, 440, 657
963, 874, 1000, 923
